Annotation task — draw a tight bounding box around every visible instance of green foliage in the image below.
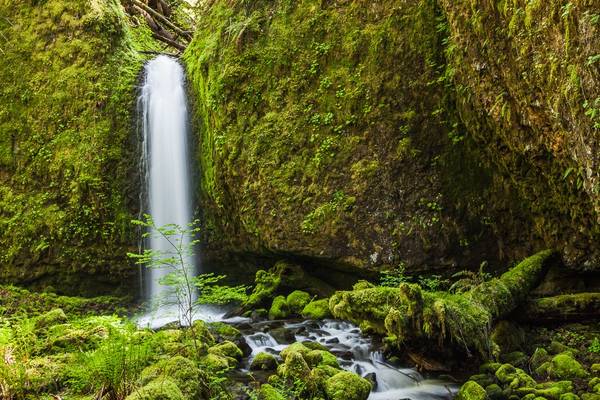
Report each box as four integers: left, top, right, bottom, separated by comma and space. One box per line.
379, 263, 410, 287
67, 327, 152, 400
588, 337, 600, 354
128, 215, 248, 329
0, 0, 162, 293
450, 262, 492, 293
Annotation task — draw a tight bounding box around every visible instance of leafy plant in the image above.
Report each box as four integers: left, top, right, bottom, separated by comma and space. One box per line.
67, 327, 152, 400
128, 215, 248, 352
380, 263, 410, 287
449, 261, 492, 293
588, 337, 600, 353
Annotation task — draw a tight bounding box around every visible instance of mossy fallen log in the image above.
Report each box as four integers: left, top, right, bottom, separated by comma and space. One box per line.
513, 293, 600, 323
329, 250, 556, 359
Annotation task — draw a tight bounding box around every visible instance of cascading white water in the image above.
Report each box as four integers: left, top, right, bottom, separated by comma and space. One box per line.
138, 55, 195, 328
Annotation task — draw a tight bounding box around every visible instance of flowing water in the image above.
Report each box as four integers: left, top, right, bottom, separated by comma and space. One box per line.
238, 319, 458, 400
136, 56, 458, 399
137, 55, 196, 328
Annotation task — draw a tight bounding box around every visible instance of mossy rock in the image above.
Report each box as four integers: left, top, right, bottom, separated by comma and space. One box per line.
549, 342, 577, 356
560, 394, 580, 400
35, 308, 68, 329
305, 349, 339, 369
480, 362, 503, 375
280, 342, 312, 360
456, 381, 487, 400
531, 348, 551, 372
492, 321, 525, 353
469, 374, 495, 388
207, 321, 241, 343
250, 352, 278, 371
546, 354, 589, 380
269, 296, 290, 320
286, 290, 312, 315
208, 340, 243, 360
124, 378, 185, 400
324, 371, 372, 400
25, 355, 72, 393
581, 394, 600, 400
139, 356, 203, 399
301, 298, 332, 320
516, 381, 574, 400
200, 353, 233, 371
486, 383, 506, 400
258, 383, 286, 400
191, 320, 216, 345
495, 364, 536, 389
278, 351, 312, 383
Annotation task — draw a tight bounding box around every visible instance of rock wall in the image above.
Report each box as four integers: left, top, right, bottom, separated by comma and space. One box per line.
184, 0, 599, 274
0, 0, 153, 294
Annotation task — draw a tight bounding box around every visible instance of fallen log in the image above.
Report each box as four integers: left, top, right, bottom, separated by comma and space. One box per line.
329, 250, 556, 359
151, 32, 186, 52
133, 0, 192, 41
513, 292, 600, 323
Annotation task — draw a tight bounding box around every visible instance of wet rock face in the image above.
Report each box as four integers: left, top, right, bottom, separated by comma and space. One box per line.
185, 0, 599, 276
438, 0, 600, 270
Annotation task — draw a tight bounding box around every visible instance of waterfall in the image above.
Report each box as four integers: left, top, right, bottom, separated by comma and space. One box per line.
138, 55, 195, 328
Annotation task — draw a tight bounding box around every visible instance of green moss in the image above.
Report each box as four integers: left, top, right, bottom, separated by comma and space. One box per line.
139, 356, 203, 399
456, 381, 487, 400
324, 371, 372, 400
286, 290, 311, 314
301, 298, 332, 319
258, 383, 286, 400
34, 309, 68, 329
280, 343, 312, 361
250, 352, 278, 371
546, 354, 589, 380
207, 340, 242, 360
124, 378, 185, 400
305, 350, 339, 369
0, 0, 164, 294
269, 295, 290, 320
278, 351, 312, 383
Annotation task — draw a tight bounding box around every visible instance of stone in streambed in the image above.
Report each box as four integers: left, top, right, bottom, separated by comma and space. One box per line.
301, 298, 332, 319
287, 290, 311, 314
324, 371, 372, 400
258, 383, 286, 400
268, 295, 290, 320
456, 381, 487, 400
125, 378, 185, 400
250, 352, 278, 371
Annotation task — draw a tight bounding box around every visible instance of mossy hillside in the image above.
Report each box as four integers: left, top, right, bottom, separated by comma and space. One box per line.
439, 0, 600, 269
183, 0, 512, 273
0, 0, 159, 294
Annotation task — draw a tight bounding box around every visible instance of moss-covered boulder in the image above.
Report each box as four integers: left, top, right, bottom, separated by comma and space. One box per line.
546, 354, 589, 380
268, 296, 290, 320
278, 351, 312, 383
124, 378, 185, 400
280, 343, 312, 360
456, 381, 487, 400
258, 384, 286, 400
35, 308, 68, 329
495, 364, 536, 389
139, 356, 203, 399
286, 291, 311, 315
207, 341, 243, 361
305, 349, 339, 369
301, 298, 332, 320
324, 371, 372, 400
250, 352, 278, 371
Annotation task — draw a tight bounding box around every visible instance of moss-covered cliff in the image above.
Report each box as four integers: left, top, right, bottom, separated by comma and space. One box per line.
184, 0, 599, 275
439, 0, 600, 270
0, 0, 156, 294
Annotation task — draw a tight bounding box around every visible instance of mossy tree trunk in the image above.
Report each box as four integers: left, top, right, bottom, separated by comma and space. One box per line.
329, 250, 556, 360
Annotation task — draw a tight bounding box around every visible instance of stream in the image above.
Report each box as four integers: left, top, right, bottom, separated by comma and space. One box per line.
232, 317, 457, 400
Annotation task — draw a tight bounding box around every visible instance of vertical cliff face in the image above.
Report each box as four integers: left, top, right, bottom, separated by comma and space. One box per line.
0, 0, 150, 293
439, 0, 600, 269
185, 0, 599, 274
183, 0, 513, 274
